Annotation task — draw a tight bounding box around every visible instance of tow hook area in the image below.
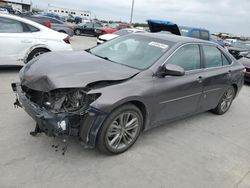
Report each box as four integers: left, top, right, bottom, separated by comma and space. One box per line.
30, 123, 42, 136
14, 97, 22, 108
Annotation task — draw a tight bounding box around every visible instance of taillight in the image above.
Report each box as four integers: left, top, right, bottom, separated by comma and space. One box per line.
63, 36, 70, 44
44, 21, 51, 28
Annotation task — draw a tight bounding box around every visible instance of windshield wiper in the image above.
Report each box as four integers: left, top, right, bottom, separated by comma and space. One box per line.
92, 53, 116, 63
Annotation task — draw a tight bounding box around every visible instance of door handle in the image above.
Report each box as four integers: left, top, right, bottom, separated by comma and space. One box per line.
197, 76, 203, 83
21, 39, 32, 43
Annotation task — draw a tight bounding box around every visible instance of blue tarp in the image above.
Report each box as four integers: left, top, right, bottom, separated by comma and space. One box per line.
147, 19, 177, 26
147, 19, 181, 35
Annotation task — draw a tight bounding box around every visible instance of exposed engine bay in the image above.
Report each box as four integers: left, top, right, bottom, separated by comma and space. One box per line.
21, 85, 100, 114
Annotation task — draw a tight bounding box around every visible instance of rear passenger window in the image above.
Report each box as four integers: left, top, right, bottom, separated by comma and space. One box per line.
191, 30, 200, 39
203, 46, 223, 68
167, 44, 201, 71
25, 24, 40, 32
200, 31, 209, 40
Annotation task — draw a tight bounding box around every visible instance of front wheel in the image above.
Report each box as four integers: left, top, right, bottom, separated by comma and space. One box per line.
212, 86, 236, 115
97, 104, 143, 155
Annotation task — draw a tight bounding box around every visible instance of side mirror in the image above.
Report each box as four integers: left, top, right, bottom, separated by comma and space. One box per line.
156, 64, 185, 77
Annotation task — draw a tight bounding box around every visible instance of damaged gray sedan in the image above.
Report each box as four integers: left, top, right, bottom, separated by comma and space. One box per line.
12, 33, 244, 154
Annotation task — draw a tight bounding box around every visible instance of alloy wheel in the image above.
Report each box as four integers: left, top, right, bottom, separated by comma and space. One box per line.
106, 112, 140, 150
220, 88, 234, 112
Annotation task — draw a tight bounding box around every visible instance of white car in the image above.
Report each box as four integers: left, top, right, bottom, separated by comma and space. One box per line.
97, 28, 146, 44
0, 13, 73, 66
0, 8, 9, 14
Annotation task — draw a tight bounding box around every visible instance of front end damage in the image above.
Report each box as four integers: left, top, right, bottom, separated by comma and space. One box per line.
12, 82, 107, 148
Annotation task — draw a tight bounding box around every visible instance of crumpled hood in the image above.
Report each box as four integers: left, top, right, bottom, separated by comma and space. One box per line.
20, 51, 139, 92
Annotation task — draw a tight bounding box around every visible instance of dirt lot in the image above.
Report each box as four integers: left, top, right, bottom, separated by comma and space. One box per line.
0, 36, 250, 188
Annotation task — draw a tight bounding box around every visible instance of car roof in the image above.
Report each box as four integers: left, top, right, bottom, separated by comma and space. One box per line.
137, 32, 214, 45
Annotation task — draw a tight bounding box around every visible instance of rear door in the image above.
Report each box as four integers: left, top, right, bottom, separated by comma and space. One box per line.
198, 45, 233, 111
0, 16, 36, 65
153, 44, 203, 123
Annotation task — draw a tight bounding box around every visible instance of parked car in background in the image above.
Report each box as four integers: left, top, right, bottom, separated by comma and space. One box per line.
12, 33, 244, 154
179, 26, 210, 40
97, 28, 146, 44
0, 6, 14, 14
147, 19, 211, 41
227, 41, 250, 60
15, 11, 33, 17
211, 36, 226, 47
0, 8, 9, 14
230, 40, 250, 50
40, 12, 62, 21
0, 13, 72, 66
238, 51, 250, 82
74, 22, 103, 36
23, 15, 74, 36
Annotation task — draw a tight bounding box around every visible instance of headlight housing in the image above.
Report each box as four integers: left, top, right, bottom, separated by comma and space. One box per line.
43, 88, 101, 113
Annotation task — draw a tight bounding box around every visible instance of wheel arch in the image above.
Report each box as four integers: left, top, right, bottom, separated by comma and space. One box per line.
232, 83, 238, 99
105, 99, 149, 131
24, 45, 51, 63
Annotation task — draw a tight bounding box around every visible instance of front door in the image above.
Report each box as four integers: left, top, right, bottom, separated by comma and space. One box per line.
152, 44, 203, 123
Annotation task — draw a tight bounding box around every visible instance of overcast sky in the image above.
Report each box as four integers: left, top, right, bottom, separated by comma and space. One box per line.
30, 0, 250, 36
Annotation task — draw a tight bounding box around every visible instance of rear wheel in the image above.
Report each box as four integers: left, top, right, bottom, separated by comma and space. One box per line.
97, 104, 143, 155
74, 29, 81, 35
26, 48, 50, 63
212, 86, 235, 115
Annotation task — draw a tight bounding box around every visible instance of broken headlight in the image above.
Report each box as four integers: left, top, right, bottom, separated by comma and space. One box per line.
43, 88, 101, 113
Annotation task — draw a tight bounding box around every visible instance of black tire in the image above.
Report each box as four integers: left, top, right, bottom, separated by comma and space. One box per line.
74, 29, 81, 35
26, 48, 50, 63
97, 104, 143, 155
211, 86, 236, 115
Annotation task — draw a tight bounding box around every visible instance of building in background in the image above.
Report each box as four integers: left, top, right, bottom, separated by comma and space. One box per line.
48, 5, 91, 19
0, 0, 31, 12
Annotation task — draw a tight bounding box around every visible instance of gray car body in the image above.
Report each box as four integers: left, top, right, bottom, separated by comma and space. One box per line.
13, 33, 244, 147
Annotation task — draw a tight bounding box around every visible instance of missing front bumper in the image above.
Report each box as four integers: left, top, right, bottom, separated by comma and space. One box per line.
12, 82, 107, 147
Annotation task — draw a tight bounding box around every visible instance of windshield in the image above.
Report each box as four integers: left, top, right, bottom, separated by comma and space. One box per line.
89, 35, 172, 70
114, 29, 134, 36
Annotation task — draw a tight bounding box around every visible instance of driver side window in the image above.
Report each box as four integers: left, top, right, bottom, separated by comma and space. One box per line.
166, 44, 201, 71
